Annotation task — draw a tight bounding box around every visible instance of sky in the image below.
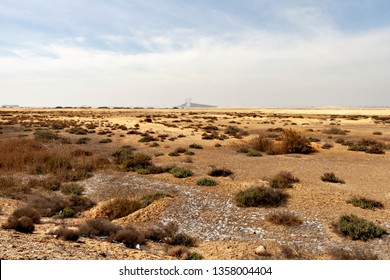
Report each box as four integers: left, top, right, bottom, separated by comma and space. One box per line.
1, 0, 390, 108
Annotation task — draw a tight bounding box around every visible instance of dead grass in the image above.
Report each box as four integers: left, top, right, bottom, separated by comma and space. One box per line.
266, 211, 302, 226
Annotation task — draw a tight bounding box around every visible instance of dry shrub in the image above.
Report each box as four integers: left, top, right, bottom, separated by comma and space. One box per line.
112, 226, 145, 248
101, 197, 142, 220
27, 178, 61, 192
327, 246, 379, 260
79, 218, 121, 237
71, 149, 93, 157
2, 216, 35, 234
321, 172, 345, 184
60, 183, 85, 196
11, 206, 41, 223
68, 195, 95, 213
248, 133, 273, 152
266, 211, 302, 226
208, 168, 233, 177
281, 129, 315, 154
27, 194, 70, 217
279, 244, 304, 260
52, 227, 80, 241
144, 222, 179, 243
167, 246, 191, 260
323, 127, 348, 135
0, 176, 28, 198
166, 232, 198, 247
269, 171, 299, 189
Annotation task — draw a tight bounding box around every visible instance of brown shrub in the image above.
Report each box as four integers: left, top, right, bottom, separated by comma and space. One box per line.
27, 194, 70, 217
269, 171, 299, 189
112, 226, 145, 248
327, 246, 379, 260
166, 232, 198, 247
52, 227, 80, 241
144, 222, 179, 243
101, 197, 142, 220
281, 129, 315, 154
12, 206, 41, 223
167, 246, 191, 260
0, 139, 48, 171
248, 133, 273, 152
2, 216, 35, 234
79, 218, 121, 237
266, 211, 302, 226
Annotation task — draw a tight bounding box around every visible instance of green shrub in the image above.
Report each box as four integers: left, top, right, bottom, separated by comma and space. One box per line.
246, 150, 262, 157
174, 147, 188, 153
169, 166, 193, 178
347, 197, 384, 210
321, 143, 334, 149
68, 195, 95, 213
112, 147, 136, 165
149, 142, 160, 147
68, 127, 88, 135
323, 128, 348, 135
236, 147, 249, 153
60, 183, 84, 196
208, 168, 233, 177
321, 172, 345, 184
101, 197, 142, 220
61, 207, 75, 218
138, 135, 156, 142
196, 177, 218, 186
235, 186, 288, 208
34, 130, 60, 140
122, 153, 152, 171
269, 171, 299, 189
189, 143, 203, 149
189, 252, 204, 260
168, 151, 180, 157
365, 144, 385, 154
99, 138, 112, 144
41, 155, 72, 174
336, 214, 386, 241
140, 192, 167, 208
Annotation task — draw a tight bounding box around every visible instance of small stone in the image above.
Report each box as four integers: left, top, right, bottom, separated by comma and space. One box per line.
254, 245, 267, 256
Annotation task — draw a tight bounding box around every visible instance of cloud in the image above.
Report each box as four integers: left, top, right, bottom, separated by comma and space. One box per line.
1, 1, 390, 107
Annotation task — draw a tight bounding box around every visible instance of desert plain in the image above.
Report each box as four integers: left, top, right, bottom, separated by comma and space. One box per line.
0, 107, 389, 260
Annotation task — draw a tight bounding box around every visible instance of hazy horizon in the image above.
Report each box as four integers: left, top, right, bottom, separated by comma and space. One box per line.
1, 1, 390, 108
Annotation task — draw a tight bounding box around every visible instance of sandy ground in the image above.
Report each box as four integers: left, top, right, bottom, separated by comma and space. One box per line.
0, 107, 389, 260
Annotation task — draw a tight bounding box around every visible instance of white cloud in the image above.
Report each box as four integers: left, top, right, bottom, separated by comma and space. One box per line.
1, 26, 390, 107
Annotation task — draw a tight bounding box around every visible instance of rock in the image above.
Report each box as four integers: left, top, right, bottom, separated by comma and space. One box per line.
254, 245, 267, 256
